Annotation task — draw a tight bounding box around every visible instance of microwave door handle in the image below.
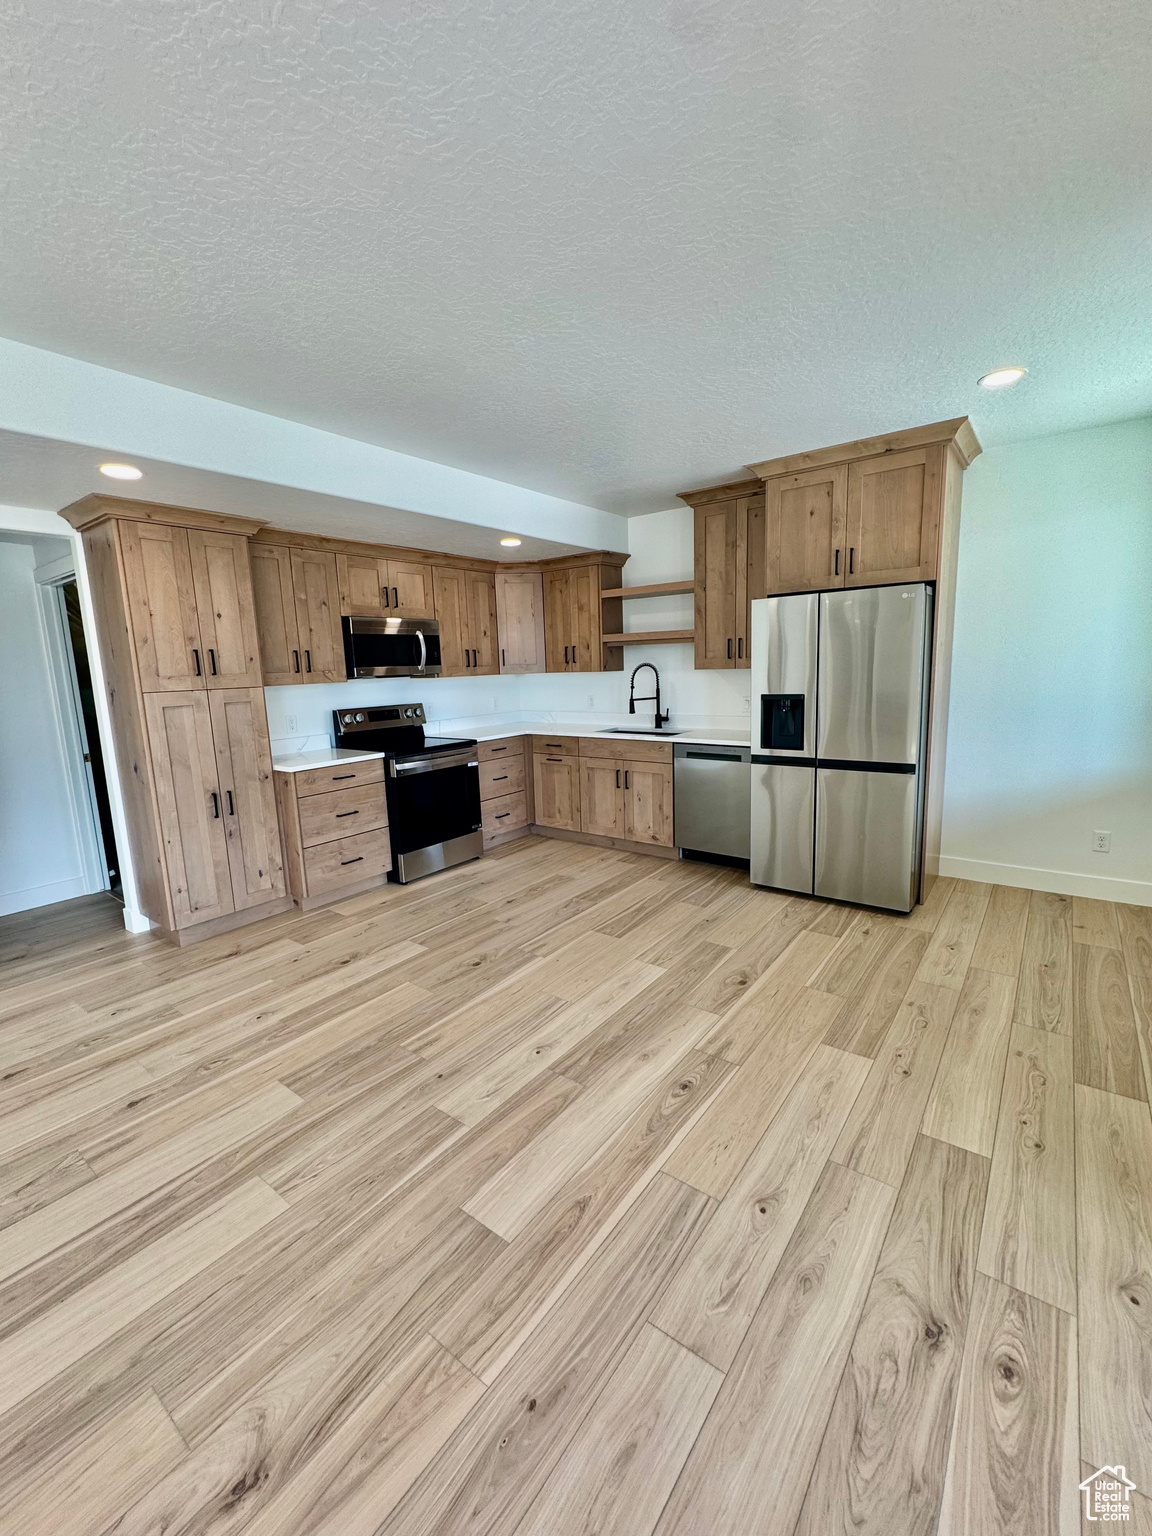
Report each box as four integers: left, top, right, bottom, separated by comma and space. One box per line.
416, 630, 427, 672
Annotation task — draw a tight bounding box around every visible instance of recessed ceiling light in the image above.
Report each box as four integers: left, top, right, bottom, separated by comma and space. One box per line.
99, 462, 143, 480
977, 366, 1027, 390
499, 536, 522, 547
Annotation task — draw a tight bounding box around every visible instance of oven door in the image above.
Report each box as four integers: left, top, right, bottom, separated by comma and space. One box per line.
386, 749, 482, 856
342, 617, 442, 678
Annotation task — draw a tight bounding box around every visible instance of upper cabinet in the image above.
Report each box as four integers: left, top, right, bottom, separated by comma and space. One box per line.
118, 521, 205, 691
433, 565, 499, 675
187, 530, 263, 687
495, 570, 546, 674
679, 482, 764, 670
466, 569, 499, 674
249, 544, 303, 685
290, 549, 346, 682
541, 558, 624, 672
336, 553, 434, 617
748, 418, 979, 596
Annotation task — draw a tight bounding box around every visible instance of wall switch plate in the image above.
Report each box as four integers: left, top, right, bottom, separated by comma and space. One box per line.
1092, 830, 1112, 853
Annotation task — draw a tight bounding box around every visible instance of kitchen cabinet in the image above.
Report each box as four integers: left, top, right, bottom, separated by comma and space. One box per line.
249, 544, 304, 685
479, 736, 530, 847
764, 465, 847, 595
208, 688, 285, 909
187, 530, 263, 688
580, 758, 628, 839
575, 744, 674, 847
275, 765, 392, 907
684, 484, 764, 670
624, 759, 674, 846
336, 554, 435, 618
495, 570, 546, 674
434, 566, 500, 675
466, 569, 499, 674
118, 521, 204, 692
845, 445, 943, 585
432, 566, 468, 674
542, 560, 623, 672
290, 548, 346, 682
532, 752, 582, 832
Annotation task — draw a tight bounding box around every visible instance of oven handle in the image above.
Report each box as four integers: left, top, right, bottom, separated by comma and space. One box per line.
416, 630, 427, 672
389, 751, 479, 777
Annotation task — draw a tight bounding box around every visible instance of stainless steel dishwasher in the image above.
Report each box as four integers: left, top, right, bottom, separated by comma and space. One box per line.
673, 743, 751, 861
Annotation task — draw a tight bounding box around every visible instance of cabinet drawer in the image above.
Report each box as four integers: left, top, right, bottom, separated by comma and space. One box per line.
482, 790, 529, 844
298, 781, 388, 848
293, 758, 385, 797
480, 757, 526, 801
478, 736, 525, 763
303, 827, 392, 896
580, 735, 672, 763
532, 734, 579, 756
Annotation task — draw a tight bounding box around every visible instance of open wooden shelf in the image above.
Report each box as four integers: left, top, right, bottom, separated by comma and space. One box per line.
600, 580, 695, 600
602, 630, 695, 646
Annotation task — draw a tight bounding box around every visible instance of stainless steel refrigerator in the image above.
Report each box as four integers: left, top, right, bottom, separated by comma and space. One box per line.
749, 583, 933, 913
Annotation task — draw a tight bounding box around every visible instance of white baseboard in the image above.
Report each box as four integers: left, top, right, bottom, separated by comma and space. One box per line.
122, 907, 154, 934
938, 854, 1152, 908
0, 875, 90, 916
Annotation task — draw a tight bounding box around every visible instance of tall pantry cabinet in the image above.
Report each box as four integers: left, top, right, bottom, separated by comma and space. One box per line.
61, 495, 287, 942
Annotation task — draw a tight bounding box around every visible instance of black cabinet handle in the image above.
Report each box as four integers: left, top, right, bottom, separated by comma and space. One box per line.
305, 649, 312, 672
834, 549, 840, 576
490, 746, 507, 754
336, 809, 360, 818
737, 637, 743, 659
193, 648, 202, 676
226, 790, 234, 816
546, 756, 562, 762
208, 648, 217, 675
474, 649, 479, 667
331, 772, 355, 781
625, 770, 630, 789
464, 650, 471, 668
493, 774, 508, 782
340, 855, 364, 866
501, 647, 505, 666
393, 587, 399, 608
293, 649, 301, 673
495, 812, 510, 819
564, 645, 569, 664
210, 791, 220, 818
849, 548, 854, 575
382, 586, 390, 608
727, 637, 732, 659
616, 769, 620, 788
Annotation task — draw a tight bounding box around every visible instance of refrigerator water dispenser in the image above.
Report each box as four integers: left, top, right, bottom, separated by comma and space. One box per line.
761, 694, 806, 753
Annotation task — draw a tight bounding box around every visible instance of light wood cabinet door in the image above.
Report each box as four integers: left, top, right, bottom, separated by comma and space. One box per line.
432, 566, 469, 675
543, 569, 573, 671
119, 521, 204, 691
569, 565, 599, 671
144, 691, 233, 928
624, 759, 674, 846
291, 549, 346, 682
533, 753, 581, 831
336, 554, 390, 617
580, 758, 626, 838
495, 570, 546, 674
250, 544, 303, 685
845, 445, 943, 586
387, 560, 435, 617
467, 569, 499, 674
694, 501, 738, 669
187, 531, 263, 688
208, 689, 285, 909
764, 465, 848, 595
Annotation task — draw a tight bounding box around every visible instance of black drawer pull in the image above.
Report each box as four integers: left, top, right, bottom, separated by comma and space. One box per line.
495, 812, 510, 819
340, 855, 364, 866
546, 756, 562, 762
545, 741, 563, 748
331, 773, 355, 781
490, 746, 507, 753
336, 809, 359, 818
493, 774, 508, 781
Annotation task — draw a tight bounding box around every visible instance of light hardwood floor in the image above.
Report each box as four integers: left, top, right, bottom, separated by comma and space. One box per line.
0, 841, 1149, 1535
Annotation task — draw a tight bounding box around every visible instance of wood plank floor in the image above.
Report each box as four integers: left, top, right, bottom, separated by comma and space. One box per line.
1, 839, 1148, 1535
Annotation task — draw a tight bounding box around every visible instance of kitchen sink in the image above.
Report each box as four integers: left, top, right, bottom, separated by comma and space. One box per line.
600, 728, 683, 737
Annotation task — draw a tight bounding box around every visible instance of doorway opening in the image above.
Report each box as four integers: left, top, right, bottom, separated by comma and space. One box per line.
55, 579, 121, 898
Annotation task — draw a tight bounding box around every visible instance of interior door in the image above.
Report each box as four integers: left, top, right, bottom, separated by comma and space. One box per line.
466, 570, 499, 674
336, 554, 390, 616
495, 570, 546, 674
144, 691, 234, 928
815, 767, 919, 911
291, 549, 346, 682
249, 544, 303, 685
694, 501, 737, 669
209, 688, 285, 909
543, 570, 572, 672
186, 530, 262, 689
580, 758, 626, 837
764, 465, 848, 594
118, 521, 204, 691
432, 566, 469, 674
624, 760, 674, 846
388, 560, 435, 617
845, 446, 942, 585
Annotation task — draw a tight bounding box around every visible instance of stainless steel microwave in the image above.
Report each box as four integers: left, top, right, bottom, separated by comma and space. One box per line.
341, 616, 442, 678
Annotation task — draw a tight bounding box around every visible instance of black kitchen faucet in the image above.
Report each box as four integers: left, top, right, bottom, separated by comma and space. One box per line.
628, 662, 669, 729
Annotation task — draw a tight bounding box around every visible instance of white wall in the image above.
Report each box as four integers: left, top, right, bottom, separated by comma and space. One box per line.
0, 537, 90, 914
940, 416, 1152, 904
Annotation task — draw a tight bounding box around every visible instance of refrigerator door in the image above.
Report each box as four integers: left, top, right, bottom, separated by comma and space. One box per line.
750, 761, 814, 894
815, 767, 920, 911
818, 585, 929, 764
751, 593, 818, 756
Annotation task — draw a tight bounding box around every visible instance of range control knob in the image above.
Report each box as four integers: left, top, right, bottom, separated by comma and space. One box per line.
355, 712, 365, 722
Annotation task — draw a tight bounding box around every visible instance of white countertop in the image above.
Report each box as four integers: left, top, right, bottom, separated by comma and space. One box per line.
272, 723, 750, 773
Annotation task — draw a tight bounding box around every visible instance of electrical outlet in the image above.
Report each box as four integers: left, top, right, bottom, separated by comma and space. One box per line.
284, 715, 298, 735
587, 694, 594, 708
491, 695, 498, 711
1092, 830, 1112, 853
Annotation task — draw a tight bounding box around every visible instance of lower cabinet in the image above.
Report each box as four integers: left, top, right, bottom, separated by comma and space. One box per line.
532, 752, 582, 832
275, 760, 392, 906
580, 758, 627, 839
144, 687, 285, 930
532, 736, 674, 849
479, 737, 530, 846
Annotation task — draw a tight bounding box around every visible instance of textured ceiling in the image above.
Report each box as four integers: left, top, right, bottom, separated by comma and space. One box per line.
1, 0, 1148, 513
